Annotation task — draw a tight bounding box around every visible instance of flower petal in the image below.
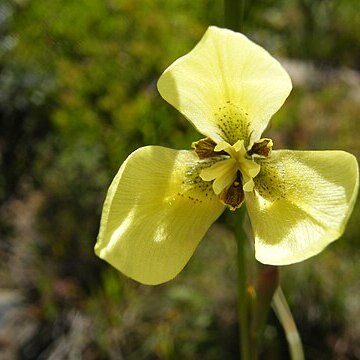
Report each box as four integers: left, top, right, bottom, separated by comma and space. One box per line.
157, 26, 292, 146
95, 146, 225, 285
246, 150, 359, 265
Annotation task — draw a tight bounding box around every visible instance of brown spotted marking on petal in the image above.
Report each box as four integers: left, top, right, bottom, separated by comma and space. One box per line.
192, 137, 227, 159
219, 171, 245, 210
215, 102, 251, 146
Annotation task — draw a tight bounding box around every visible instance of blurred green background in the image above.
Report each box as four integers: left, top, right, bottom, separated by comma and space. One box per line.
1, 0, 360, 358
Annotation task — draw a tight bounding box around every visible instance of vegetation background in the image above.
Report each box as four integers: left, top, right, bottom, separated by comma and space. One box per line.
1, 0, 360, 358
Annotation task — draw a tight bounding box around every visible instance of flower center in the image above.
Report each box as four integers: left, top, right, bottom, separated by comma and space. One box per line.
200, 139, 261, 195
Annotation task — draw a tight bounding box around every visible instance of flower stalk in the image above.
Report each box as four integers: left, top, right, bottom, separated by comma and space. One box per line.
232, 207, 251, 359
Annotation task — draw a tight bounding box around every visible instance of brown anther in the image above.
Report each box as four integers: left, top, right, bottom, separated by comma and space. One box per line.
248, 138, 273, 158
192, 137, 228, 159
219, 171, 245, 210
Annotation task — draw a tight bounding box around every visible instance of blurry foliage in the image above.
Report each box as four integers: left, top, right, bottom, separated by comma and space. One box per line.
0, 0, 360, 358
245, 0, 360, 68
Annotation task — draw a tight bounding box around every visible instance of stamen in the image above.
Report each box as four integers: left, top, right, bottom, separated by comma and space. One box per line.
192, 137, 227, 159
219, 171, 245, 210
248, 138, 273, 158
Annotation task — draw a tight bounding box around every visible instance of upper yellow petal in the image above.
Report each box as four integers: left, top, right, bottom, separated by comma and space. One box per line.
95, 146, 225, 285
157, 26, 292, 146
246, 150, 359, 265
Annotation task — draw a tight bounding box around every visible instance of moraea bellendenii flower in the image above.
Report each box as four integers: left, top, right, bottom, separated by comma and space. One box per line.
95, 26, 359, 285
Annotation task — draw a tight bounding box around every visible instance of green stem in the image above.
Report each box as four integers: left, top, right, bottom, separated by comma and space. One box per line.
224, 0, 246, 32
232, 208, 250, 360
272, 287, 304, 360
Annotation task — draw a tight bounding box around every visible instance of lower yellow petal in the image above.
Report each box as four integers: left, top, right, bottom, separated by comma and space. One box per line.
95, 146, 225, 285
246, 150, 359, 265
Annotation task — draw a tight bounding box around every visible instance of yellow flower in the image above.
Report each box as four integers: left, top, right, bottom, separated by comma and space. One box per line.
95, 26, 359, 285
